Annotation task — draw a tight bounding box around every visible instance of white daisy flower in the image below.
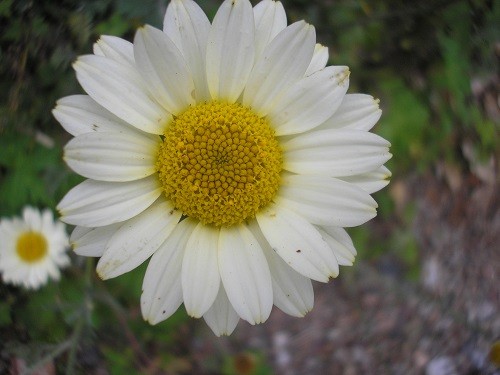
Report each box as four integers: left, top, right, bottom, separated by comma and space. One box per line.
0, 206, 70, 290
54, 0, 392, 336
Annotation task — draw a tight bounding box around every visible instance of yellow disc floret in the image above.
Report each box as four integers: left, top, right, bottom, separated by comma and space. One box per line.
16, 231, 48, 263
157, 101, 282, 227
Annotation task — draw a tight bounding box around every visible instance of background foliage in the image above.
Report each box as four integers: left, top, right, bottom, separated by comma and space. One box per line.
0, 0, 498, 373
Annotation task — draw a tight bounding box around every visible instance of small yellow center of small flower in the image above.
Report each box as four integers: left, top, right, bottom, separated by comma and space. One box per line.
16, 231, 48, 263
157, 101, 282, 227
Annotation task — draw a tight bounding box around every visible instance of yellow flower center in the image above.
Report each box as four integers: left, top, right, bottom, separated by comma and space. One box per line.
16, 231, 48, 263
157, 101, 283, 227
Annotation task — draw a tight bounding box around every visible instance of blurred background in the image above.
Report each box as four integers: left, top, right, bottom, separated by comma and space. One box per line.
0, 0, 498, 374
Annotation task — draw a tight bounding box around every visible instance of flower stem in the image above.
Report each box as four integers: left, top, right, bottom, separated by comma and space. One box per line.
65, 257, 94, 375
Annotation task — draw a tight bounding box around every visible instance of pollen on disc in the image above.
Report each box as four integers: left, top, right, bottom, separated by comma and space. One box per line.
156, 101, 283, 227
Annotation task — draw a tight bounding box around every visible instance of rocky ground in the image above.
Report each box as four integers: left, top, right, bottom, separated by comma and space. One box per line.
192, 167, 499, 375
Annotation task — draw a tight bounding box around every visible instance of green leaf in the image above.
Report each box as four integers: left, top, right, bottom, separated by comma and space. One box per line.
0, 301, 12, 326
95, 13, 131, 37
377, 74, 431, 172
0, 0, 13, 17
0, 127, 80, 216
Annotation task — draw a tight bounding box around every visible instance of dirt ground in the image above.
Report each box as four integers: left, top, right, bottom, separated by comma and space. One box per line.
192, 168, 499, 375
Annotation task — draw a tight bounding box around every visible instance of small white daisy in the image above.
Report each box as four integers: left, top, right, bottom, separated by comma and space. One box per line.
0, 206, 70, 290
54, 0, 391, 336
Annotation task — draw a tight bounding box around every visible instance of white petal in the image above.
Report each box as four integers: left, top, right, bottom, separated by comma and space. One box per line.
243, 21, 315, 115
269, 66, 350, 136
253, 0, 287, 59
57, 176, 162, 227
74, 55, 170, 134
40, 209, 53, 230
317, 94, 382, 131
249, 222, 313, 317
163, 0, 211, 101
97, 198, 182, 279
93, 35, 135, 67
70, 224, 121, 257
218, 225, 273, 324
52, 95, 133, 137
182, 223, 220, 318
305, 43, 329, 76
0, 219, 22, 241
23, 207, 42, 229
277, 174, 378, 227
256, 203, 338, 282
317, 226, 357, 266
141, 218, 197, 324
283, 129, 392, 177
339, 165, 392, 194
64, 131, 159, 182
206, 0, 255, 101
203, 286, 239, 337
134, 26, 195, 114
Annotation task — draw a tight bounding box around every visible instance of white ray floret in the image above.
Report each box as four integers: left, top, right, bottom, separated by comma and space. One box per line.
253, 0, 287, 59
306, 43, 329, 76
182, 223, 221, 318
97, 198, 182, 279
64, 131, 160, 182
134, 25, 196, 114
70, 224, 121, 257
141, 218, 197, 324
283, 129, 392, 176
163, 0, 211, 101
74, 55, 170, 135
316, 93, 382, 131
206, 0, 256, 102
219, 225, 273, 324
93, 35, 135, 67
52, 95, 134, 136
203, 286, 240, 337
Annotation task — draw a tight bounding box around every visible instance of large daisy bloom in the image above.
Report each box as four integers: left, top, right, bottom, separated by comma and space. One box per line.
0, 206, 70, 290
54, 0, 391, 336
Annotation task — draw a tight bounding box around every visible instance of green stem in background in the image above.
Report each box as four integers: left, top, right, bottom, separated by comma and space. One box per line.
64, 314, 85, 375
22, 258, 95, 375
94, 289, 152, 369
21, 340, 72, 375
65, 257, 94, 375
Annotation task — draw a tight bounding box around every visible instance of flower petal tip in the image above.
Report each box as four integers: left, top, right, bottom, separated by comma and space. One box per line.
72, 57, 85, 69
56, 209, 68, 223
296, 308, 311, 318
329, 271, 339, 279
187, 310, 203, 319
96, 267, 108, 280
